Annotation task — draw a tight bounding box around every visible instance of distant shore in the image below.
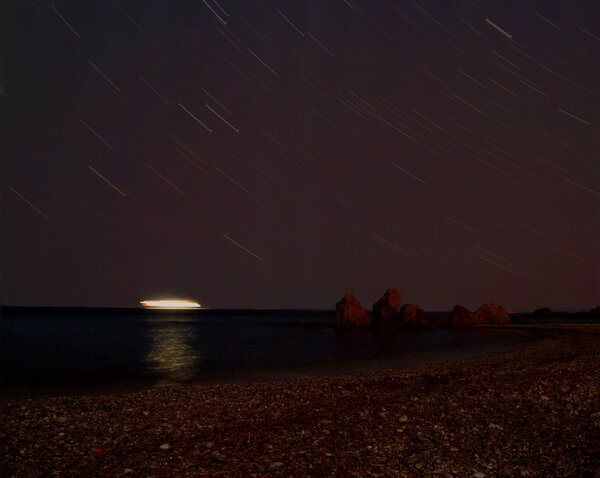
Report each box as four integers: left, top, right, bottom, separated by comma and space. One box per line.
2, 324, 599, 477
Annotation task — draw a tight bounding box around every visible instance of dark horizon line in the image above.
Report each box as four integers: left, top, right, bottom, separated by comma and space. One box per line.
1, 304, 597, 315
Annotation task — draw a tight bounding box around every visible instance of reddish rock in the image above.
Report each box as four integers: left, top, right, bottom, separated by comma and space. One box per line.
532, 307, 554, 318
399, 304, 429, 327
448, 305, 478, 327
476, 303, 510, 325
335, 293, 371, 327
372, 289, 402, 322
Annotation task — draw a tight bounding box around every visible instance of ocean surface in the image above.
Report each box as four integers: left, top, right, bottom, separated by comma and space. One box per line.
0, 307, 577, 399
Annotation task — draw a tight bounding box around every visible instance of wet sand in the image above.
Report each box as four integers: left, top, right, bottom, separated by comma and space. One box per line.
1, 324, 599, 477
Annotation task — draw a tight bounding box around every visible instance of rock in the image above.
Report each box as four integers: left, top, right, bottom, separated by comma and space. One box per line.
335, 293, 371, 327
399, 304, 429, 327
372, 289, 402, 322
555, 311, 572, 317
448, 305, 478, 327
476, 303, 510, 325
532, 307, 554, 318
430, 315, 448, 328
591, 306, 600, 317
159, 443, 171, 450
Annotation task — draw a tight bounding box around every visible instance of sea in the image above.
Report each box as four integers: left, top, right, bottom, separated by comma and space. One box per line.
0, 307, 591, 399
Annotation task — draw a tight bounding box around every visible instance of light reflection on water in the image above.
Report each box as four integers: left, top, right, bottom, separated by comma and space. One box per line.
1, 310, 549, 398
145, 317, 202, 381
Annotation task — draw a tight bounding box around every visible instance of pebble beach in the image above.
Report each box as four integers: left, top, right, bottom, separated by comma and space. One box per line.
2, 324, 599, 477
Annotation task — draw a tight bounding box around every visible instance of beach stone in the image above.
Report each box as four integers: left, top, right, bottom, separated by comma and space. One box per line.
372, 289, 402, 322
476, 303, 510, 325
532, 307, 554, 318
473, 473, 486, 478
399, 304, 429, 327
335, 293, 371, 327
448, 305, 478, 327
159, 443, 171, 450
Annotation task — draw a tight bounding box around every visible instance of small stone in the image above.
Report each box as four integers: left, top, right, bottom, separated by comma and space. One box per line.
399, 415, 409, 422
159, 443, 171, 450
270, 462, 283, 468
124, 469, 133, 474
541, 395, 549, 401
473, 473, 486, 478
205, 441, 214, 448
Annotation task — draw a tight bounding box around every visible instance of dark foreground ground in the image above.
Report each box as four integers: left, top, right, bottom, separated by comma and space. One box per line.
1, 325, 599, 477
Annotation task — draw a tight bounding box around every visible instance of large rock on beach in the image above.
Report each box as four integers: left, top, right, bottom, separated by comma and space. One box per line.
448, 305, 478, 327
399, 304, 429, 327
476, 303, 510, 325
532, 307, 555, 318
336, 293, 371, 327
372, 289, 402, 322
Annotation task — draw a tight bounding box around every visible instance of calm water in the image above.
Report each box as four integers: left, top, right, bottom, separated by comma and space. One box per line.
1, 308, 543, 399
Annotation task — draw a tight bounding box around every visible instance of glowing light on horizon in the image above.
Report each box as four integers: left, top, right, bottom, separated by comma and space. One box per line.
141, 300, 202, 309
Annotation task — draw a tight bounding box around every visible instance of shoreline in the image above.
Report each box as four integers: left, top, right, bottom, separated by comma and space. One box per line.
1, 325, 541, 401
2, 324, 599, 476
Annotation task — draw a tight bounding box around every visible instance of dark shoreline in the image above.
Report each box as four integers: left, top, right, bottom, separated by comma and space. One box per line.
2, 324, 599, 477
1, 325, 539, 401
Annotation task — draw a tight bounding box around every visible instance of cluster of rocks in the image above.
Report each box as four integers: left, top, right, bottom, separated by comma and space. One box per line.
531, 306, 600, 318
335, 289, 510, 328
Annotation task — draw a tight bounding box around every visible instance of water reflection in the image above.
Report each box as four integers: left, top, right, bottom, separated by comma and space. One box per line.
145, 316, 202, 382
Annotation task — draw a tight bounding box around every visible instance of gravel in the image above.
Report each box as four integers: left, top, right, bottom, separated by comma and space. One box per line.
1, 324, 599, 477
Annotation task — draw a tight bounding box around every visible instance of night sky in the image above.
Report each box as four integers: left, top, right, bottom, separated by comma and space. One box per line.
3, 0, 599, 310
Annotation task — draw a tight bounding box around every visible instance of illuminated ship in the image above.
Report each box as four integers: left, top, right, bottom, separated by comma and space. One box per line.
140, 299, 202, 309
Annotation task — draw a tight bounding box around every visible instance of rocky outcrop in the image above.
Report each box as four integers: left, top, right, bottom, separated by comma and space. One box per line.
532, 307, 555, 318
372, 289, 402, 322
399, 304, 429, 327
448, 305, 478, 327
335, 293, 371, 327
476, 303, 510, 325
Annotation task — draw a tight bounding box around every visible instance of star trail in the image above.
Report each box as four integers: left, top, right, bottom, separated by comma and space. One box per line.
3, 0, 599, 309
